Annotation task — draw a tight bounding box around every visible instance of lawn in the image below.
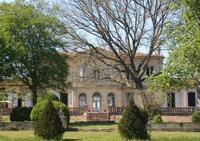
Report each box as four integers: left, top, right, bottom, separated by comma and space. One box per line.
0, 131, 200, 141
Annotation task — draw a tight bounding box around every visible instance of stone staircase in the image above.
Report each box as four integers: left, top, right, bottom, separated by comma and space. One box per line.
84, 112, 110, 121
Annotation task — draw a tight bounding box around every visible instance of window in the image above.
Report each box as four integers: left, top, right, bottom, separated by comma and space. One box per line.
188, 92, 196, 107
79, 93, 87, 107
92, 93, 101, 112
108, 93, 115, 107
79, 66, 84, 80
167, 92, 175, 107
127, 93, 134, 105
79, 64, 88, 81
146, 66, 154, 76
67, 68, 73, 81
93, 70, 100, 79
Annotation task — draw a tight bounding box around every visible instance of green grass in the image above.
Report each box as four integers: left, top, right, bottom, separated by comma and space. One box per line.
0, 131, 200, 141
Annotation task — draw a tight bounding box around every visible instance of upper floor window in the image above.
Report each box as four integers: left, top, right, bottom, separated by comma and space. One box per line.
146, 66, 154, 76
93, 70, 100, 79
67, 68, 73, 81
79, 64, 87, 80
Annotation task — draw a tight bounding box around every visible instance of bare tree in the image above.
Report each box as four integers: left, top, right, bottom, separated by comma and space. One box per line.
57, 0, 177, 108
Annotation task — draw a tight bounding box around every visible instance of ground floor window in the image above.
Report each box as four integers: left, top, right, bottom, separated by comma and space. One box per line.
92, 93, 101, 112
108, 93, 115, 107
188, 92, 196, 107
79, 93, 87, 107
126, 93, 134, 105
167, 92, 175, 107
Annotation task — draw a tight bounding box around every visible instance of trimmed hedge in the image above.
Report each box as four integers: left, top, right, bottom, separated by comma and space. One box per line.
30, 100, 70, 125
10, 107, 32, 121
192, 111, 200, 123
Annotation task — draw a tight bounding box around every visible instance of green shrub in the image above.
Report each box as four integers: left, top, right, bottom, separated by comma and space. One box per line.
30, 100, 70, 125
153, 114, 163, 123
34, 100, 64, 140
118, 100, 150, 140
37, 92, 59, 102
192, 111, 200, 123
10, 107, 32, 121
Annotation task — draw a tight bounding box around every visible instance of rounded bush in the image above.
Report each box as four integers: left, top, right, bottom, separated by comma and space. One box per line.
153, 114, 163, 123
30, 100, 70, 124
10, 107, 32, 121
192, 111, 200, 123
34, 100, 64, 139
118, 100, 150, 140
37, 92, 59, 102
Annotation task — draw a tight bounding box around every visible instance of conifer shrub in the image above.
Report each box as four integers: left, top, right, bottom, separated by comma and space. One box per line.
10, 107, 32, 121
192, 111, 200, 123
34, 100, 64, 140
30, 100, 70, 125
118, 100, 150, 140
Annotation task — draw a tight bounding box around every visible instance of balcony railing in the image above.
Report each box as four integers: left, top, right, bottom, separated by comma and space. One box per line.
69, 106, 88, 115
69, 106, 200, 116
0, 108, 12, 115
161, 107, 199, 115
108, 107, 126, 115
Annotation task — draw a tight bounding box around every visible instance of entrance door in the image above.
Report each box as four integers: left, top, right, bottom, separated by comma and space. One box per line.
92, 93, 101, 112
188, 92, 196, 107
18, 98, 22, 107
60, 92, 68, 106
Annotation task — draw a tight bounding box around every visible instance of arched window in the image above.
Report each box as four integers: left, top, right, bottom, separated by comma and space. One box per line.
92, 93, 101, 112
108, 93, 115, 107
79, 93, 87, 107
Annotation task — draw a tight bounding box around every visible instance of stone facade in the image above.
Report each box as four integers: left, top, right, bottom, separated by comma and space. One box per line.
1, 51, 200, 115
63, 52, 164, 112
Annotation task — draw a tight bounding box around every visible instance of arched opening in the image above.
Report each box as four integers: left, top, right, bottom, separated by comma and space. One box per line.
79, 93, 87, 107
108, 93, 115, 107
188, 92, 196, 107
92, 93, 101, 112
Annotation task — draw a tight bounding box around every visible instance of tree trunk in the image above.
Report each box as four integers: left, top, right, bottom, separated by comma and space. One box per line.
134, 79, 143, 90
31, 87, 38, 106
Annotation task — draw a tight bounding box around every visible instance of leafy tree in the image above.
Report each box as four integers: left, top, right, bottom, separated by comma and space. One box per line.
0, 0, 68, 105
149, 1, 200, 92
118, 100, 150, 140
34, 100, 64, 140
0, 35, 16, 81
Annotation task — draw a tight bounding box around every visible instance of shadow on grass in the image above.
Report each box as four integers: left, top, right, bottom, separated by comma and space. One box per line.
63, 139, 81, 141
